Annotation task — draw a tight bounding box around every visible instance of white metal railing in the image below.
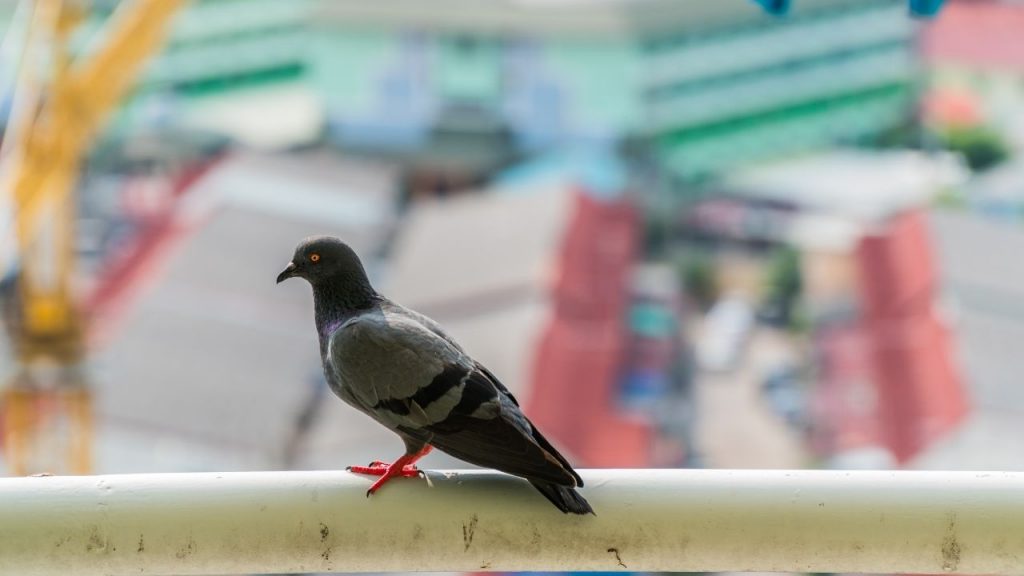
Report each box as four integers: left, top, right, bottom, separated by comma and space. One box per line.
1, 469, 1022, 575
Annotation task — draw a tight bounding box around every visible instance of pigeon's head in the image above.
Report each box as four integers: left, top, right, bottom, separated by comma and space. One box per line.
276, 236, 369, 287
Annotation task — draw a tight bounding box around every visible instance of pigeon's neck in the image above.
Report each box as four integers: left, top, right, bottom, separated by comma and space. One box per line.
312, 278, 379, 338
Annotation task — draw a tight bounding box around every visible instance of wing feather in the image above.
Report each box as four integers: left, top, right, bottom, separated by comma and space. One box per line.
403, 368, 580, 487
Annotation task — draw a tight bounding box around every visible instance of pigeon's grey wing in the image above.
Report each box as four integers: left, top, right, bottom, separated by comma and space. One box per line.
380, 300, 522, 407
372, 297, 524, 405
399, 365, 581, 487
328, 311, 471, 429
473, 362, 521, 407
380, 300, 466, 352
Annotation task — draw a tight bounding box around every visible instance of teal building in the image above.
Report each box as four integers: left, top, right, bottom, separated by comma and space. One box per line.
309, 0, 917, 181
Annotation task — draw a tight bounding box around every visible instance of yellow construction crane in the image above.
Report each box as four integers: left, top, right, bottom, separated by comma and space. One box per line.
1, 0, 186, 475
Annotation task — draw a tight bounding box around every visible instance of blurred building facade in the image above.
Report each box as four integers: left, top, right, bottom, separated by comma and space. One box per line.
71, 0, 319, 148
138, 0, 311, 97
310, 0, 916, 182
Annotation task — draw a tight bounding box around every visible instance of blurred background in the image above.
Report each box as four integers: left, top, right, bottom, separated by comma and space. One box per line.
0, 0, 1022, 571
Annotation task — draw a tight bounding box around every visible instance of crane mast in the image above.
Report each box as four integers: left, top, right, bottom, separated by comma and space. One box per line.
1, 0, 186, 475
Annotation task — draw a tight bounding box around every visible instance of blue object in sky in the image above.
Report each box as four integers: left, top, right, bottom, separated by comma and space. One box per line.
752, 0, 944, 18
908, 0, 946, 18
752, 0, 790, 16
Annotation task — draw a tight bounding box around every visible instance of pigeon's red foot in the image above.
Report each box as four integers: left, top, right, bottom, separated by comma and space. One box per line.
346, 446, 433, 497
346, 462, 423, 478
346, 461, 389, 473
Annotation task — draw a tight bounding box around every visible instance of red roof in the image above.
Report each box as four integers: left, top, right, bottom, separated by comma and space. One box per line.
922, 0, 1024, 74
857, 211, 936, 319
855, 210, 969, 463
527, 189, 652, 467
864, 311, 967, 463
814, 211, 969, 464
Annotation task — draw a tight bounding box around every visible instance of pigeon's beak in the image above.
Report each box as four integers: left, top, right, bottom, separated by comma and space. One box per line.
276, 262, 298, 284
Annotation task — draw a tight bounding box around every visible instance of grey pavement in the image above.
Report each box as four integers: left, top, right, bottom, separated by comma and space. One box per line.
693, 325, 807, 469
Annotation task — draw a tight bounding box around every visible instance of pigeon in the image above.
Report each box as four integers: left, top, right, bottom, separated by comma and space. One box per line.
277, 236, 593, 515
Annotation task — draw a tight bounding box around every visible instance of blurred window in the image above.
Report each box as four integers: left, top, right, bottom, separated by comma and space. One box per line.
437, 36, 502, 104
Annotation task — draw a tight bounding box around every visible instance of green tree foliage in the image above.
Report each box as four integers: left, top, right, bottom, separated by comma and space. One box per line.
942, 126, 1009, 172
764, 247, 802, 328
679, 254, 718, 311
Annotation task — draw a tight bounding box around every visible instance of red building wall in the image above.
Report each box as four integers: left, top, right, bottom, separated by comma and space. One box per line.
526, 190, 653, 467
856, 211, 968, 463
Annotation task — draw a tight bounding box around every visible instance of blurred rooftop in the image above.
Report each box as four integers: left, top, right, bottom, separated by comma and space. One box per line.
90, 150, 403, 472
723, 149, 968, 222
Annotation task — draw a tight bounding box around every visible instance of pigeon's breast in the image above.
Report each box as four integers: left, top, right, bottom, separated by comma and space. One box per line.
321, 346, 365, 412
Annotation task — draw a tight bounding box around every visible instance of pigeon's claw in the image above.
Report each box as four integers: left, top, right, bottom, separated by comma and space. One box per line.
363, 464, 424, 496
347, 462, 402, 476
346, 460, 389, 474
348, 445, 434, 496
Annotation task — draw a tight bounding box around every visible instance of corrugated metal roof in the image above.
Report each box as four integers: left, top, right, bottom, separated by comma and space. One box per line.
388, 182, 577, 310
92, 152, 403, 472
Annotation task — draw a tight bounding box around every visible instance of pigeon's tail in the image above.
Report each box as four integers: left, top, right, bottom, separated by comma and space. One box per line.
529, 480, 594, 515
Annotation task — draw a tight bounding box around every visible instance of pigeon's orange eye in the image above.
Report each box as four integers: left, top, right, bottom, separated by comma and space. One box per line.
310, 253, 320, 263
